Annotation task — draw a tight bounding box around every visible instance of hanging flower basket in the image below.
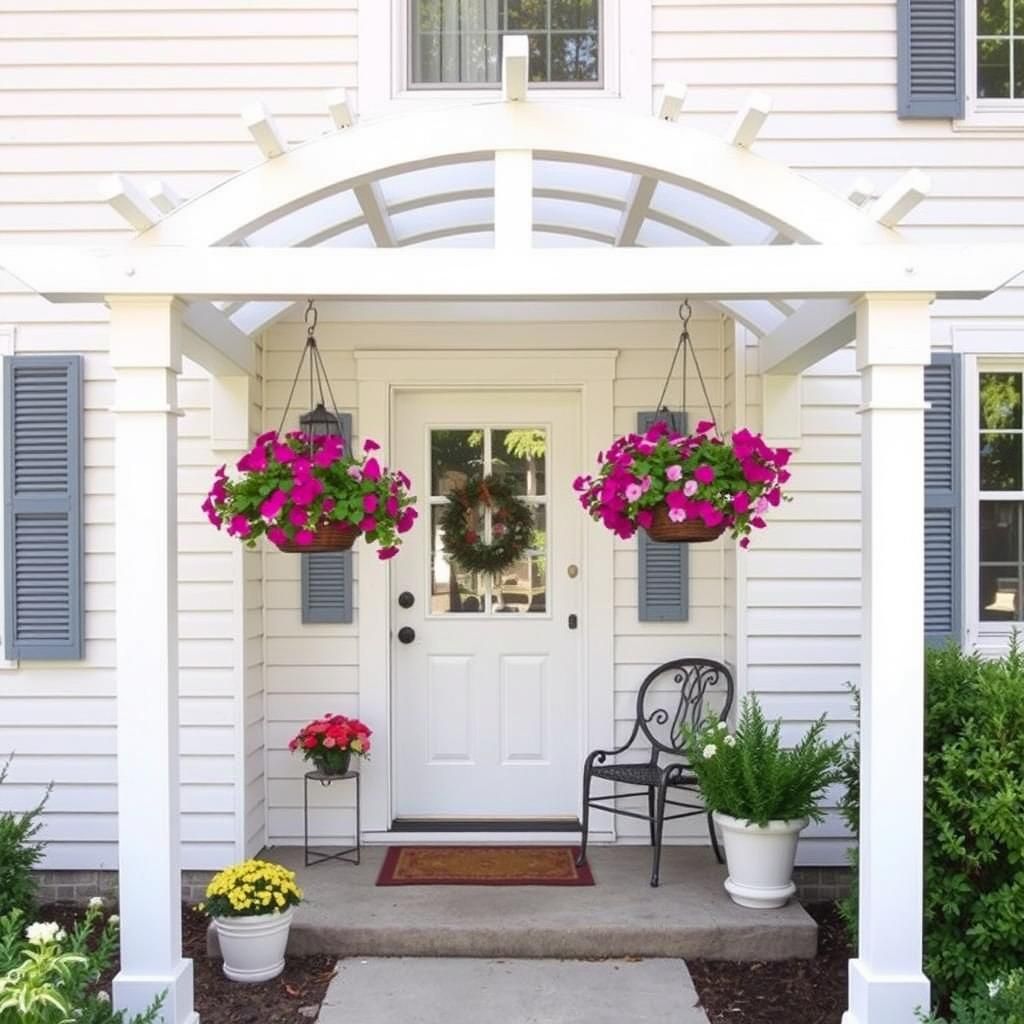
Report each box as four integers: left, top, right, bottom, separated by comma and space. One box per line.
574, 420, 791, 548
645, 503, 727, 544
203, 431, 417, 560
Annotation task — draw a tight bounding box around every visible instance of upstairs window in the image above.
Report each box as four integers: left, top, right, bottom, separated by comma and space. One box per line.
409, 0, 600, 88
976, 0, 1024, 98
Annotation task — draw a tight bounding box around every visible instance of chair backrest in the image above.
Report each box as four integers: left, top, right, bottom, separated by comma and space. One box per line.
636, 658, 735, 758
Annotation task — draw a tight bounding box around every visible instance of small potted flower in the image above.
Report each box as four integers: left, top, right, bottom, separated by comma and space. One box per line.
203, 430, 417, 558
289, 714, 371, 777
574, 420, 790, 546
199, 858, 303, 982
683, 696, 844, 909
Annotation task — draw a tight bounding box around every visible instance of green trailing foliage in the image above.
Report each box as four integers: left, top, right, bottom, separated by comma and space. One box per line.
682, 695, 845, 827
0, 904, 163, 1024
840, 640, 1024, 1012
0, 758, 50, 920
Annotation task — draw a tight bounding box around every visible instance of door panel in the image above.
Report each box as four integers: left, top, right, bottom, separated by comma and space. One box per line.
392, 390, 582, 819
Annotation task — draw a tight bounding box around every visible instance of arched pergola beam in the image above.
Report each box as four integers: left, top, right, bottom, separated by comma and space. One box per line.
133, 103, 900, 251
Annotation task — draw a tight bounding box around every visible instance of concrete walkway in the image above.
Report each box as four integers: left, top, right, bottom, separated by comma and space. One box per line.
217, 845, 816, 961
318, 958, 711, 1024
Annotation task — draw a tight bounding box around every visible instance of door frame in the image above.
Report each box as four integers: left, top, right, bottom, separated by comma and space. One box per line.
354, 348, 617, 843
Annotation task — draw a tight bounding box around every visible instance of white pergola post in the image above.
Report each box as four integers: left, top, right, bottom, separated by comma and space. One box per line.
109, 296, 197, 1024
845, 293, 933, 1024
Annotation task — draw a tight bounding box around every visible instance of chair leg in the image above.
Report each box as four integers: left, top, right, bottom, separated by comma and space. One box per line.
707, 809, 724, 864
650, 783, 669, 887
575, 768, 592, 867
646, 787, 656, 847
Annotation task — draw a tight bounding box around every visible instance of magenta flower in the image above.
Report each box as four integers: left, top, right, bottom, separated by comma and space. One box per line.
289, 507, 307, 527
733, 491, 751, 514
260, 489, 288, 519
625, 482, 643, 502
347, 465, 363, 481
364, 457, 381, 482
322, 497, 336, 513
386, 495, 399, 517
378, 546, 399, 560
363, 493, 379, 513
740, 537, 750, 549
267, 526, 287, 546
273, 443, 295, 464
694, 465, 715, 486
397, 507, 417, 534
228, 514, 250, 538
750, 516, 767, 529
256, 430, 277, 446
359, 515, 377, 533
636, 509, 654, 529
364, 439, 381, 453
695, 420, 715, 435
313, 446, 339, 469
294, 529, 314, 546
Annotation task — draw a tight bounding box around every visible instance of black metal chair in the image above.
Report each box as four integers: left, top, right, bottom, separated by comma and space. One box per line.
576, 657, 735, 887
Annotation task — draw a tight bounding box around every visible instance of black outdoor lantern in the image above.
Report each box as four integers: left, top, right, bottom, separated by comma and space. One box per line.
300, 401, 343, 439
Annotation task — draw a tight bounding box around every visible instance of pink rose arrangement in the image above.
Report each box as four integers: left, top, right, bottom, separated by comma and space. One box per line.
289, 714, 371, 775
573, 420, 791, 547
203, 429, 417, 559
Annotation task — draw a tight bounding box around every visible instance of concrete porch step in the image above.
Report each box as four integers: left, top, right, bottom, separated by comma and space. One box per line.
207, 846, 818, 962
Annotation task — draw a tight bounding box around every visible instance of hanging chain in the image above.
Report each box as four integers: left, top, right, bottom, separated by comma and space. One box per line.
276, 299, 345, 442
653, 299, 718, 435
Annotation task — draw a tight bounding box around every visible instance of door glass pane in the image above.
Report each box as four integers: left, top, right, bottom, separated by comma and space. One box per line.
493, 503, 547, 613
431, 505, 487, 613
432, 429, 484, 496
491, 428, 547, 495
978, 38, 1012, 97
981, 501, 1019, 561
980, 433, 1023, 490
979, 373, 1022, 429
980, 564, 1021, 620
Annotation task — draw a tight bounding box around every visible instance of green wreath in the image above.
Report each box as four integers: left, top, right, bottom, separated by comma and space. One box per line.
440, 475, 535, 577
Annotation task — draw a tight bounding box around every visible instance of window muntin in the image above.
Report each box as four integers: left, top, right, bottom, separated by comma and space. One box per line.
977, 0, 1024, 98
429, 427, 547, 615
409, 0, 600, 88
978, 371, 1024, 621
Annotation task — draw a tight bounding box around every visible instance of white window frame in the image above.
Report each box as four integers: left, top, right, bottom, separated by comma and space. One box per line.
358, 0, 652, 117
959, 340, 1024, 656
0, 325, 18, 669
957, 0, 1024, 130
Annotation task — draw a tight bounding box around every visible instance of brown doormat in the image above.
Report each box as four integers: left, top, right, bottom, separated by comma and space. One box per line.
376, 846, 595, 886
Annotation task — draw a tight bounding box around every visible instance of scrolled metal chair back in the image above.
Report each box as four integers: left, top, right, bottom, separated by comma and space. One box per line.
636, 658, 734, 759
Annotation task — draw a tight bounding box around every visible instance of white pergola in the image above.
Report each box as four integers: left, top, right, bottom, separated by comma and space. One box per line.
2, 41, 1022, 1024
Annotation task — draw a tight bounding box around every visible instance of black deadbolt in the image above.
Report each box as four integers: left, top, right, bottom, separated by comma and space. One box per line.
398, 591, 415, 609
397, 626, 416, 645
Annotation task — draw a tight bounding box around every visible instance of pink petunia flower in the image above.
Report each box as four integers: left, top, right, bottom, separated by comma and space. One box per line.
668, 507, 688, 523
347, 465, 363, 481
359, 515, 377, 532
683, 480, 698, 497
694, 465, 716, 486
267, 526, 287, 546
377, 546, 399, 560
363, 439, 381, 453
363, 457, 381, 482
732, 491, 751, 514
228, 514, 250, 538
625, 483, 643, 502
289, 507, 307, 527
666, 465, 683, 482
363, 493, 379, 513
295, 530, 315, 546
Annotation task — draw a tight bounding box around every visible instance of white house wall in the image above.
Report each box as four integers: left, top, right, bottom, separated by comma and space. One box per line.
0, 1, 1020, 868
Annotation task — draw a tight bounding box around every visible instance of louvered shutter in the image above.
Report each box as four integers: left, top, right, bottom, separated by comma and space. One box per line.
638, 410, 689, 623
301, 412, 354, 624
3, 355, 84, 660
898, 0, 965, 119
924, 354, 963, 644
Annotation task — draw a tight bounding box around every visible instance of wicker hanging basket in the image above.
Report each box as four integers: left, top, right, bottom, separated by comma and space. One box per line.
644, 503, 727, 544
273, 520, 359, 553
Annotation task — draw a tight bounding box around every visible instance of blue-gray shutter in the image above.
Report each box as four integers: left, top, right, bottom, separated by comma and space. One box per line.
3, 355, 84, 660
301, 411, 353, 625
638, 410, 689, 623
898, 0, 965, 119
924, 353, 962, 644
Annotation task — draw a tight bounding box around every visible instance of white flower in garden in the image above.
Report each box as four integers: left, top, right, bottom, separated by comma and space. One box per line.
25, 921, 66, 945
702, 744, 718, 760
723, 734, 736, 747
988, 979, 1004, 999
108, 914, 119, 925
88, 896, 105, 909
716, 721, 728, 731
97, 992, 111, 1004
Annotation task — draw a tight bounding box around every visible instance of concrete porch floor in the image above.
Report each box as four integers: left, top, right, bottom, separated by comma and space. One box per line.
209, 846, 818, 961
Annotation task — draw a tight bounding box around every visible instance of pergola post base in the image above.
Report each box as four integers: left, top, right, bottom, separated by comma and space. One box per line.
847, 293, 933, 1024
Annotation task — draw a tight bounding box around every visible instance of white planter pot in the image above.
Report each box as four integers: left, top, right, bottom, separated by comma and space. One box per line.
713, 811, 808, 909
214, 908, 294, 983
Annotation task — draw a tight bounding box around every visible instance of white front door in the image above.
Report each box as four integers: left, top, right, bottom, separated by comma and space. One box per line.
392, 390, 583, 820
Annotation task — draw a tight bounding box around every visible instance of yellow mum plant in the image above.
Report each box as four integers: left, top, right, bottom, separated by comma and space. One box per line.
197, 859, 303, 919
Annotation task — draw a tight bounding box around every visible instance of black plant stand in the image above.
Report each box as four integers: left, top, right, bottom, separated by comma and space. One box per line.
303, 769, 360, 867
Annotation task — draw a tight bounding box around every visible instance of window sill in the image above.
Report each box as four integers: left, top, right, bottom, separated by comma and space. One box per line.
953, 104, 1024, 131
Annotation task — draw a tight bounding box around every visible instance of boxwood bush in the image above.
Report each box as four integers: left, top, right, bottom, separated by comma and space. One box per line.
0, 758, 49, 920
841, 640, 1024, 1012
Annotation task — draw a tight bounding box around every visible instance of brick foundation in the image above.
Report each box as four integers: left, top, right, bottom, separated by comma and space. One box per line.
33, 870, 215, 907
793, 865, 853, 903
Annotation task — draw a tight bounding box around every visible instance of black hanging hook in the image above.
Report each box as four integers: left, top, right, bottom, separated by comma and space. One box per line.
304, 298, 318, 338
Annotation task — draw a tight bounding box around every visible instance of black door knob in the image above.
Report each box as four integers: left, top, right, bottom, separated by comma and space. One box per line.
397, 626, 416, 645
398, 591, 415, 609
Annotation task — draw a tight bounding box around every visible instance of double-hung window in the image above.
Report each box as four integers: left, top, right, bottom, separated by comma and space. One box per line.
977, 368, 1024, 624
409, 0, 600, 88
976, 0, 1023, 99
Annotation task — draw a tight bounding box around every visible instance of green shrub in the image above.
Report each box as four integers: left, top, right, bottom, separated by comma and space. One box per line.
682, 694, 845, 827
918, 969, 1024, 1024
836, 685, 860, 944
0, 758, 50, 919
0, 903, 163, 1024
924, 640, 1024, 1003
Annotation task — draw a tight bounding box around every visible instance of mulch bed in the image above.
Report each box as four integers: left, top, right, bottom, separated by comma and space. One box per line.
688, 902, 850, 1024
39, 902, 337, 1024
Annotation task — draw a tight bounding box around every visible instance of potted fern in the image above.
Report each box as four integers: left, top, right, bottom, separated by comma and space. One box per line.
683, 695, 844, 909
